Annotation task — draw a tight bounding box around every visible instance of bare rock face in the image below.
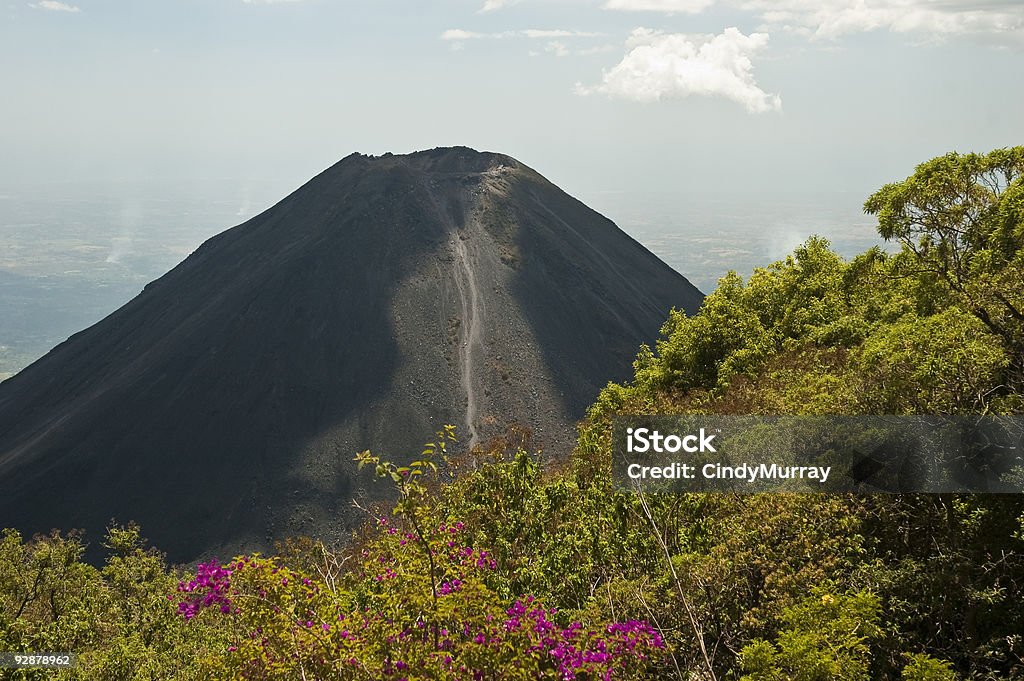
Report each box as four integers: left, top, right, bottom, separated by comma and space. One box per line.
0, 147, 703, 562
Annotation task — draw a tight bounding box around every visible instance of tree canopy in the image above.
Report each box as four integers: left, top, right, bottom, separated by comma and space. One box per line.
2, 147, 1023, 680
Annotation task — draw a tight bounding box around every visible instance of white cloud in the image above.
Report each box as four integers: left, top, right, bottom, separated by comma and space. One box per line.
30, 1, 81, 12
479, 0, 519, 12
441, 29, 486, 40
521, 29, 604, 38
531, 42, 616, 57
441, 28, 603, 40
603, 0, 714, 13
575, 27, 782, 113
242, 0, 304, 4
546, 41, 570, 57
603, 0, 1023, 40
743, 0, 1024, 39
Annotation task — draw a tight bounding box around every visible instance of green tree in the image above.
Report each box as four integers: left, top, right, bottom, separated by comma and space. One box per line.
739, 590, 883, 681
865, 148, 1024, 378
901, 653, 960, 681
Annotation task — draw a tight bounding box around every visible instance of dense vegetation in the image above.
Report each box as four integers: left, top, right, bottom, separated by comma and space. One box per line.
2, 148, 1023, 679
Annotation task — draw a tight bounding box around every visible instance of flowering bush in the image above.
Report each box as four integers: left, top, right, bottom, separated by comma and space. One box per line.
175, 560, 235, 619
176, 517, 665, 679
172, 427, 665, 678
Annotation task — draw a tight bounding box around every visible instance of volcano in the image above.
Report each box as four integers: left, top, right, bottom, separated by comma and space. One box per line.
0, 147, 702, 561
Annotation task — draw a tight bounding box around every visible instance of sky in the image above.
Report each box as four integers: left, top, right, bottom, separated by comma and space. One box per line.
1, 0, 1022, 200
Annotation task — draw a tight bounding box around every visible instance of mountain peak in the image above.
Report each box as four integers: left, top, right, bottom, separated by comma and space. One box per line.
334, 146, 524, 178
0, 149, 702, 562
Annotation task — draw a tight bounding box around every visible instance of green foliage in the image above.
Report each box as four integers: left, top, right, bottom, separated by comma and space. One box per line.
740, 590, 882, 681
0, 527, 225, 680
181, 527, 664, 680
853, 308, 1007, 414
172, 431, 666, 680
570, 146, 1024, 679
864, 147, 1024, 371
2, 146, 1023, 679
631, 237, 869, 399
902, 653, 960, 681
0, 529, 102, 671
354, 424, 453, 516
355, 425, 457, 619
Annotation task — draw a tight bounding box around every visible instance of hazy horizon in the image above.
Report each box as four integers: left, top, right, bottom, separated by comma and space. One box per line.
2, 0, 1022, 375
0, 171, 882, 378
2, 0, 1022, 197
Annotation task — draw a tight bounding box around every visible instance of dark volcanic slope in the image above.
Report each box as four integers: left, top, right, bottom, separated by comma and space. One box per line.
0, 147, 702, 561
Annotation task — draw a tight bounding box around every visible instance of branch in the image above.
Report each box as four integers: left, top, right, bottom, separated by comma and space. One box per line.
633, 578, 687, 681
634, 487, 718, 681
994, 291, 1024, 322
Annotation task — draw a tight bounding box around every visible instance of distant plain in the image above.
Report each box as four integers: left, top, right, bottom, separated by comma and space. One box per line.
0, 180, 884, 378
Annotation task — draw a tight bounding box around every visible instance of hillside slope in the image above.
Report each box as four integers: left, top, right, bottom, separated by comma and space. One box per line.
0, 147, 702, 561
